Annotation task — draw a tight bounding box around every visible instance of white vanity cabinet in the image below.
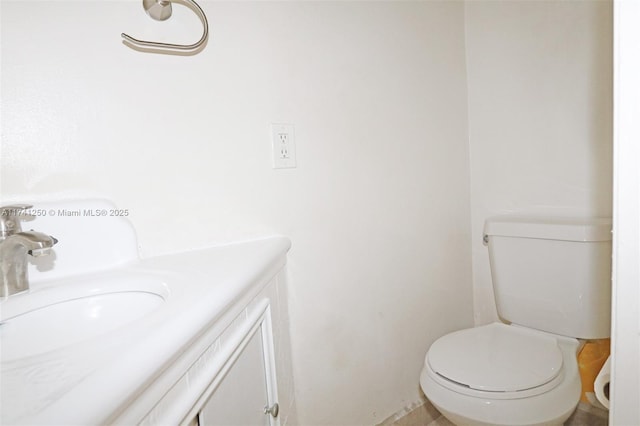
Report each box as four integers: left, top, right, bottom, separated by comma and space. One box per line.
134, 267, 294, 426
198, 316, 275, 426
0, 199, 295, 426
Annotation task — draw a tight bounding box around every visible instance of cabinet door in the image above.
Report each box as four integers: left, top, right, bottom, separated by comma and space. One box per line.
198, 325, 274, 426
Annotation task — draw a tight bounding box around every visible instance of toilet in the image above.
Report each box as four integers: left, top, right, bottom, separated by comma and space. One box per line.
420, 216, 612, 426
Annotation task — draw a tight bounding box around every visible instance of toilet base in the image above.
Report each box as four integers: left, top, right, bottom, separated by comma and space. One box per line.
421, 369, 579, 426
430, 402, 575, 426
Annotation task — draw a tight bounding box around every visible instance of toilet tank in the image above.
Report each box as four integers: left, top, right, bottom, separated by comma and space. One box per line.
484, 216, 612, 339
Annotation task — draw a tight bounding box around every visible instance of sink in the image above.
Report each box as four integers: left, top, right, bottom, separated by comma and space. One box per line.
0, 272, 169, 361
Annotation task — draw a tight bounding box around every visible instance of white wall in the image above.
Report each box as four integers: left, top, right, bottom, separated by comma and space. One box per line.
465, 1, 613, 325
1, 1, 474, 424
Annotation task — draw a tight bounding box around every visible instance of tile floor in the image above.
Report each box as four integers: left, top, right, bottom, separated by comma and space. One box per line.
380, 399, 608, 426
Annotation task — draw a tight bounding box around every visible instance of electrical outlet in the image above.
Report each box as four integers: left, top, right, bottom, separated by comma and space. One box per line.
271, 123, 297, 169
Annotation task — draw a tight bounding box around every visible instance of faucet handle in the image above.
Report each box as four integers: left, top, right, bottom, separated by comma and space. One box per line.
0, 204, 34, 239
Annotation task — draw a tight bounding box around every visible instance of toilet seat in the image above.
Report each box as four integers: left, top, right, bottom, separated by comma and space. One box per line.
420, 323, 582, 426
426, 323, 564, 399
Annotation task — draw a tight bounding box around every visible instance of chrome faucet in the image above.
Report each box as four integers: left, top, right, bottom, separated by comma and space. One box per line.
0, 204, 58, 298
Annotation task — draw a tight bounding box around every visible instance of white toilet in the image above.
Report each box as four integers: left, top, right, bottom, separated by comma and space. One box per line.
420, 216, 612, 426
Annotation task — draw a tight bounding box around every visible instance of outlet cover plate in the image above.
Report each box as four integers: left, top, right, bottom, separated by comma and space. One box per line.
271, 123, 297, 169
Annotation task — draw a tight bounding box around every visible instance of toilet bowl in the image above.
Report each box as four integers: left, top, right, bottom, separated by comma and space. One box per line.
419, 323, 581, 426
419, 216, 612, 426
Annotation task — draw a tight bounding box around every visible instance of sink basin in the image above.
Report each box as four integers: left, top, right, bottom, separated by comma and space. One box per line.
0, 273, 169, 361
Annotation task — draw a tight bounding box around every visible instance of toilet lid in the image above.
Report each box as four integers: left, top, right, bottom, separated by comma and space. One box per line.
427, 323, 563, 392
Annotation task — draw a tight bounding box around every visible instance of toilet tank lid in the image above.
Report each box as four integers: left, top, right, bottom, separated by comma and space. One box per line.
484, 216, 612, 242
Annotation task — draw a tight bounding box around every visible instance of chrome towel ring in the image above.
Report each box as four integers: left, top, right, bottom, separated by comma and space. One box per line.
122, 0, 209, 55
